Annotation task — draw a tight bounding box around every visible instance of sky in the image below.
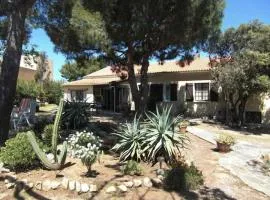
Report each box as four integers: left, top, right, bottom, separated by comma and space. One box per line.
29, 0, 270, 80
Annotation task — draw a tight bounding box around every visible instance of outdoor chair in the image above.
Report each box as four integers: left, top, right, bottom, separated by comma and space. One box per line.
11, 98, 37, 130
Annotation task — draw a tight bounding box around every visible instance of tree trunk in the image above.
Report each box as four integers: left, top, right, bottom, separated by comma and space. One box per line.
0, 2, 34, 145
238, 97, 248, 126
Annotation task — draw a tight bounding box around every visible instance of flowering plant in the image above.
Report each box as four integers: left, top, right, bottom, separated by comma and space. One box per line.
67, 131, 102, 174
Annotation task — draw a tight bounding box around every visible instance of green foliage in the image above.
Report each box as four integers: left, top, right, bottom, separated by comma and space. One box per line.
15, 79, 44, 104
144, 106, 188, 164
43, 80, 63, 104
216, 134, 236, 145
61, 58, 105, 81
121, 160, 142, 176
209, 21, 270, 125
112, 115, 146, 161
164, 162, 204, 191
62, 100, 90, 129
27, 99, 67, 170
0, 133, 40, 171
42, 124, 54, 148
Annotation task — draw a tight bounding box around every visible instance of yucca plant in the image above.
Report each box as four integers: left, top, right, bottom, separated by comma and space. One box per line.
144, 105, 188, 165
62, 100, 90, 129
112, 115, 146, 162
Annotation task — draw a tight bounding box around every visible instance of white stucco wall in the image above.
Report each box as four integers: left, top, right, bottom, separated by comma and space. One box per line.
85, 86, 94, 103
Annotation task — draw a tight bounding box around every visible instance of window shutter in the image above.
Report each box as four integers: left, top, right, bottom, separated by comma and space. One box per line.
170, 84, 177, 101
186, 83, 193, 101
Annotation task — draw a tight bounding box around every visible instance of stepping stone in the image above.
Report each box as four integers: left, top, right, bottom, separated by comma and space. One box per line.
143, 177, 152, 187
117, 185, 127, 192
106, 186, 117, 193
133, 179, 142, 187
124, 181, 133, 188
81, 183, 89, 193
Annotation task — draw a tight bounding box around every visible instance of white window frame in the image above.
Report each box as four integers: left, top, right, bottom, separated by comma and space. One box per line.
185, 80, 211, 102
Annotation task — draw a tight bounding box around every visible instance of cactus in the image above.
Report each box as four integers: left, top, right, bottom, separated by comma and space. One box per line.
27, 99, 67, 170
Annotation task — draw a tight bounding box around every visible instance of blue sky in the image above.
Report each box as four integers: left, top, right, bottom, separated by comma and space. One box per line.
29, 0, 270, 80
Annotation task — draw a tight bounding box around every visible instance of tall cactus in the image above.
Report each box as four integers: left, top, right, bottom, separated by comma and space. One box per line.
27, 99, 67, 170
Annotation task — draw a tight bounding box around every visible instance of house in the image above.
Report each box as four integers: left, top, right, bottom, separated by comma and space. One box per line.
18, 55, 53, 81
63, 57, 270, 125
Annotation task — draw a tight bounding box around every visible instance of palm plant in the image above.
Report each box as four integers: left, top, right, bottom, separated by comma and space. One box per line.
144, 105, 188, 165
112, 115, 146, 162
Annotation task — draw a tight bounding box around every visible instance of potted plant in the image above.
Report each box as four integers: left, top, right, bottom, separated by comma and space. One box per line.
215, 134, 236, 153
178, 120, 190, 133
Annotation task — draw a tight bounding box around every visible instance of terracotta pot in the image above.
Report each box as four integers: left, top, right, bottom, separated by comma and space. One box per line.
179, 126, 187, 133
216, 142, 231, 153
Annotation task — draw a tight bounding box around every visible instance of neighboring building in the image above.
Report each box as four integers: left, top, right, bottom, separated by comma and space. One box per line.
18, 55, 53, 81
63, 57, 270, 125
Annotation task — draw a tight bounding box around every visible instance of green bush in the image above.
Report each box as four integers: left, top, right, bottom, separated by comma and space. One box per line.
43, 80, 63, 104
42, 124, 54, 148
121, 160, 142, 176
164, 162, 204, 191
0, 133, 41, 171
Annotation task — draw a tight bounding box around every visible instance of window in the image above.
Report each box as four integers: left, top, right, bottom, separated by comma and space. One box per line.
71, 90, 84, 101
194, 83, 209, 101
186, 83, 194, 101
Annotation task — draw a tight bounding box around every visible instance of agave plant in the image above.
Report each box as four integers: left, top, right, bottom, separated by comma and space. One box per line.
112, 115, 146, 162
144, 105, 188, 164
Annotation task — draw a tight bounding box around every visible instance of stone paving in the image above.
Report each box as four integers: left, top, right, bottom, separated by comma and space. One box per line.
187, 125, 270, 197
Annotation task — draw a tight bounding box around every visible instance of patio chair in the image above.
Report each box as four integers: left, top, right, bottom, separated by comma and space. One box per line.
11, 98, 37, 130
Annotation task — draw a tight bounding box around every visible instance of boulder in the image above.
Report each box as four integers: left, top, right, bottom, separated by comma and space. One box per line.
90, 184, 98, 192
133, 179, 142, 187
117, 185, 128, 192
61, 177, 69, 189
106, 186, 117, 193
81, 183, 89, 193
123, 181, 133, 188
143, 177, 152, 187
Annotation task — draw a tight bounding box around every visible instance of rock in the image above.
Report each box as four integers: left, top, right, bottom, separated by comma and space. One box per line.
46, 153, 55, 162
156, 169, 165, 176
133, 179, 142, 187
117, 185, 128, 192
35, 182, 42, 190
90, 184, 98, 192
21, 179, 28, 185
143, 177, 152, 187
27, 182, 34, 189
106, 186, 117, 193
6, 183, 15, 189
157, 175, 164, 180
61, 177, 69, 189
81, 183, 89, 193
50, 180, 60, 190
4, 179, 9, 184
123, 181, 133, 188
0, 167, 10, 173
42, 180, 51, 191
76, 181, 81, 193
151, 178, 163, 187
5, 175, 16, 183
69, 180, 76, 191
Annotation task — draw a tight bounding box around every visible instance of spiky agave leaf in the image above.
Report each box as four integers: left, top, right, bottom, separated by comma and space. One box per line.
144, 105, 188, 164
112, 114, 146, 162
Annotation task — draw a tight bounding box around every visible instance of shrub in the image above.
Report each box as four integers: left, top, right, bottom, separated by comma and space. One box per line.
67, 131, 101, 174
43, 80, 63, 104
121, 160, 142, 176
144, 106, 188, 164
0, 133, 41, 171
112, 115, 146, 161
216, 134, 236, 145
42, 124, 54, 148
164, 162, 204, 191
62, 100, 90, 129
